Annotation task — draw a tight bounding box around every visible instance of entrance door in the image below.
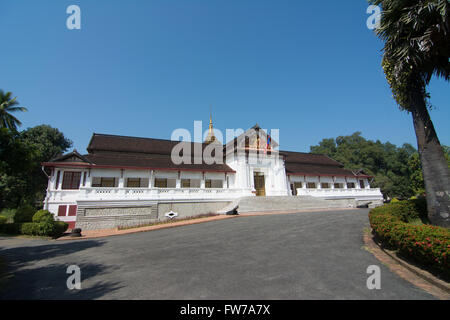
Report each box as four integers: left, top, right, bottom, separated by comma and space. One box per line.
253, 172, 266, 196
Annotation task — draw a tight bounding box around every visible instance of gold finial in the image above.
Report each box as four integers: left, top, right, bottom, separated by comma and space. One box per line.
205, 105, 216, 144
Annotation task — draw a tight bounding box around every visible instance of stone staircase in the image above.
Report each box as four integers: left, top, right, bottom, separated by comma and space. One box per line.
217, 196, 357, 214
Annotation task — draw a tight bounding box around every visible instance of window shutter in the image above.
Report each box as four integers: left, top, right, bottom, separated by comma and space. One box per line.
58, 205, 67, 216
68, 205, 77, 216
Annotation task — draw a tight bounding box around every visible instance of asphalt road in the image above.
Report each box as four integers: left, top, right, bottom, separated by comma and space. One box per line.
0, 209, 434, 299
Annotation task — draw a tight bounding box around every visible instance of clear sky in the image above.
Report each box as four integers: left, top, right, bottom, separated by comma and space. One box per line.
1, 0, 449, 153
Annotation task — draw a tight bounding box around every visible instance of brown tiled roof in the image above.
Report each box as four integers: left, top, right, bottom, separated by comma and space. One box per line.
44, 133, 368, 177
280, 150, 343, 166
281, 150, 360, 177
83, 153, 234, 172
87, 133, 211, 155
43, 134, 233, 172
285, 162, 357, 177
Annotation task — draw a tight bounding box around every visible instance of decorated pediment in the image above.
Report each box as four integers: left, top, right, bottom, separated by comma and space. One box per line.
226, 124, 279, 152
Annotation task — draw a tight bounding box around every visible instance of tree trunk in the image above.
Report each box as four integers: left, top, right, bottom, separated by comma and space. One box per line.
410, 92, 450, 227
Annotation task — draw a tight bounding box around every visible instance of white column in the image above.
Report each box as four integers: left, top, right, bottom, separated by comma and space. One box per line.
56, 170, 62, 190
85, 170, 92, 187
118, 169, 125, 188
200, 172, 205, 189
176, 171, 181, 188
149, 170, 154, 188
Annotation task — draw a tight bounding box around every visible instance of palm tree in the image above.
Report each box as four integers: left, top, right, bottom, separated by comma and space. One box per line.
369, 0, 450, 227
0, 90, 28, 131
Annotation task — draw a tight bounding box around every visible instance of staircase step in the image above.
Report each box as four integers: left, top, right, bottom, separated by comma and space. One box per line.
217, 196, 356, 214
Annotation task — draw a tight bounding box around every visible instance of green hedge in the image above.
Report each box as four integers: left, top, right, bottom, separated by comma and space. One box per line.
0, 216, 7, 225
32, 210, 53, 223
369, 199, 450, 276
0, 209, 68, 238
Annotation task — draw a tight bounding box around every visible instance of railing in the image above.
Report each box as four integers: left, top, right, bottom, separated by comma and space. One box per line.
296, 188, 383, 199
47, 187, 253, 202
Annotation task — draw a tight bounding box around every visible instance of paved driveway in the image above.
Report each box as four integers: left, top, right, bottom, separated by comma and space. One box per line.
0, 209, 434, 299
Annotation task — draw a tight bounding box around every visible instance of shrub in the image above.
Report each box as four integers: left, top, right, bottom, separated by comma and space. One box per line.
372, 198, 427, 223
13, 205, 36, 223
54, 221, 69, 237
369, 199, 450, 276
0, 210, 67, 238
0, 216, 7, 225
20, 222, 39, 236
32, 210, 53, 223
36, 216, 57, 237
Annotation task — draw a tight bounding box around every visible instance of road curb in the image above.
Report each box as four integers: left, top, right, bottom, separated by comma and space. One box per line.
57, 215, 237, 240
364, 231, 450, 299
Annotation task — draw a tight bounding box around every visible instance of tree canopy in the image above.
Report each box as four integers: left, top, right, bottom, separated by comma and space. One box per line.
0, 90, 28, 131
0, 125, 72, 209
309, 132, 449, 200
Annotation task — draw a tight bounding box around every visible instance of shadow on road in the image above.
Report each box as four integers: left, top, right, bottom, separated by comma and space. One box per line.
0, 240, 123, 300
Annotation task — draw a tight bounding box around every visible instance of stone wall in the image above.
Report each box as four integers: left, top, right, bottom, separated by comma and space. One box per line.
157, 201, 231, 219
75, 200, 231, 230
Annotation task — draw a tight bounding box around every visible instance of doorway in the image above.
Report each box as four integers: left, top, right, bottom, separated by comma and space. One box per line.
253, 172, 266, 196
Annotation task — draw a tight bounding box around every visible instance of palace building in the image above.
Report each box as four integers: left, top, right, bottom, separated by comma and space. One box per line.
42, 120, 383, 230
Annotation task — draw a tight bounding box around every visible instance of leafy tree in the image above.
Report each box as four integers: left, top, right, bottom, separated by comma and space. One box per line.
368, 0, 450, 226
20, 125, 72, 206
0, 128, 35, 208
310, 132, 417, 199
0, 125, 72, 209
0, 90, 27, 131
21, 125, 72, 163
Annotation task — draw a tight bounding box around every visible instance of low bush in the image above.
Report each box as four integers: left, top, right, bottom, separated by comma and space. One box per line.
54, 221, 69, 236
20, 222, 40, 236
13, 205, 36, 223
1, 211, 68, 238
373, 198, 428, 223
32, 210, 53, 223
0, 216, 7, 225
37, 216, 57, 236
369, 198, 450, 276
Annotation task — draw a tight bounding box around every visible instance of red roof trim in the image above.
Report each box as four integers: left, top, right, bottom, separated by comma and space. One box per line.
41, 162, 235, 173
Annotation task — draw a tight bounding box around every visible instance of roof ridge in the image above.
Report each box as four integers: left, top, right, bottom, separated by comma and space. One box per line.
90, 133, 221, 146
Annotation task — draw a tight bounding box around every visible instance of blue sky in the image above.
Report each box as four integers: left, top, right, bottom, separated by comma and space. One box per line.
1, 0, 449, 153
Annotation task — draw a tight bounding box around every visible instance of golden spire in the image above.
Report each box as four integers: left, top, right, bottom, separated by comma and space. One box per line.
205, 105, 217, 144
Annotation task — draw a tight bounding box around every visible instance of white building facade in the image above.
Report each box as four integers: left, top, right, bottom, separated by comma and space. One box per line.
42, 125, 383, 230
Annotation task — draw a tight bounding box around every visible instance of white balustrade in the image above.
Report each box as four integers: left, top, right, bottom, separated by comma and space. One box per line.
296, 188, 383, 200
47, 187, 254, 202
